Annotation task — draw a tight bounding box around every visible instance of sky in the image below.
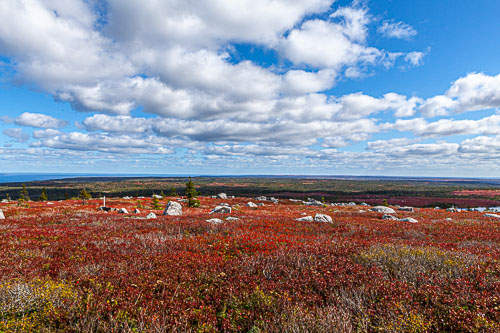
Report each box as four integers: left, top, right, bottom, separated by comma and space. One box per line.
0, 0, 499, 177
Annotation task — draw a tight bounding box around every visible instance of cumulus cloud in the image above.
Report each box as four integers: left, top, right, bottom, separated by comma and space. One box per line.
14, 112, 67, 129
378, 20, 417, 39
2, 128, 30, 142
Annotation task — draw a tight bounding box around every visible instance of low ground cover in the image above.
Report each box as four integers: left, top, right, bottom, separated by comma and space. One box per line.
0, 197, 498, 332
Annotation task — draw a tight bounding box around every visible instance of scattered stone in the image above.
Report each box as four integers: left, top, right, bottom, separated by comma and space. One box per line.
146, 212, 157, 219
305, 199, 322, 206
1, 199, 9, 203
246, 202, 258, 207
445, 217, 452, 221
270, 197, 279, 204
399, 206, 414, 212
484, 213, 500, 219
0, 209, 4, 220
47, 202, 54, 205
138, 196, 145, 199
348, 202, 356, 206
152, 194, 162, 199
123, 196, 132, 199
133, 209, 140, 214
360, 202, 368, 206
382, 214, 398, 220
211, 206, 232, 214
256, 196, 267, 201
110, 208, 118, 212
98, 206, 112, 212
118, 208, 129, 214
211, 195, 217, 199
178, 199, 188, 203
296, 216, 313, 222
446, 208, 457, 212
257, 203, 265, 207
217, 193, 228, 199
358, 210, 366, 213
314, 214, 333, 223
289, 199, 302, 202
219, 203, 230, 207
206, 218, 223, 224
163, 201, 183, 216
370, 206, 396, 214
225, 217, 240, 221
399, 217, 418, 223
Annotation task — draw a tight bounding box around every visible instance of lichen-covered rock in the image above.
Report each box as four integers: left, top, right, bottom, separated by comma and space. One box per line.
211, 206, 231, 214
163, 201, 182, 216
399, 217, 418, 223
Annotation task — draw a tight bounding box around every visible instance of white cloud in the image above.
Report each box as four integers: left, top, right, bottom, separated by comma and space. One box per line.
14, 112, 67, 129
378, 20, 417, 39
2, 128, 30, 142
404, 51, 425, 66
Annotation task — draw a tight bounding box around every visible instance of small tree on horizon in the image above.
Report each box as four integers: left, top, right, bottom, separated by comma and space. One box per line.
79, 188, 92, 204
19, 184, 30, 202
40, 187, 48, 201
151, 196, 162, 210
185, 177, 200, 208
169, 186, 177, 197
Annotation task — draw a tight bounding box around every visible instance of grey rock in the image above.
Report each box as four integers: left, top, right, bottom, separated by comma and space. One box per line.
98, 206, 112, 212
382, 214, 398, 220
1, 199, 9, 203
211, 205, 232, 214
246, 202, 258, 207
225, 217, 240, 221
163, 201, 183, 216
152, 194, 162, 199
256, 196, 267, 201
484, 213, 500, 219
296, 216, 313, 222
133, 209, 140, 214
314, 214, 333, 223
399, 217, 418, 223
399, 206, 414, 212
0, 209, 4, 219
217, 193, 228, 199
446, 208, 457, 212
118, 208, 129, 214
146, 212, 157, 219
206, 218, 224, 224
370, 206, 396, 214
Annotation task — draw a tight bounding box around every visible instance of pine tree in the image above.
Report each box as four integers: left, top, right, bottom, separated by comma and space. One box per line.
19, 184, 30, 202
151, 196, 162, 210
40, 187, 48, 201
79, 188, 92, 203
185, 177, 200, 208
169, 186, 177, 197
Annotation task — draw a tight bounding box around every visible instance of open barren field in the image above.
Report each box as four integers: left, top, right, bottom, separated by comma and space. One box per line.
0, 192, 499, 332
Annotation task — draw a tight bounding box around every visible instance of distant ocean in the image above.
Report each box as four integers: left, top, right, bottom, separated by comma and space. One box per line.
0, 173, 191, 184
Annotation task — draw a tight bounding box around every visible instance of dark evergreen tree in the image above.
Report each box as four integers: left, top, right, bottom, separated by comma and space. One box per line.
185, 177, 200, 208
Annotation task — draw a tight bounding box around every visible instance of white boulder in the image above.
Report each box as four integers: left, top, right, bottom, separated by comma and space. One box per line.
118, 208, 129, 214
246, 202, 258, 207
206, 218, 224, 224
296, 216, 313, 222
314, 214, 333, 223
133, 209, 140, 214
146, 212, 157, 219
217, 193, 228, 199
399, 206, 414, 212
370, 206, 396, 214
484, 213, 500, 219
163, 201, 183, 216
0, 209, 4, 219
382, 214, 398, 220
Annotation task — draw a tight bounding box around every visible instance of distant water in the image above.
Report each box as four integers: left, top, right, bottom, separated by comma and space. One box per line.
0, 173, 193, 184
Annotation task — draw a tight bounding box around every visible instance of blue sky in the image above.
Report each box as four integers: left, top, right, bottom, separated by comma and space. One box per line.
0, 0, 499, 176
